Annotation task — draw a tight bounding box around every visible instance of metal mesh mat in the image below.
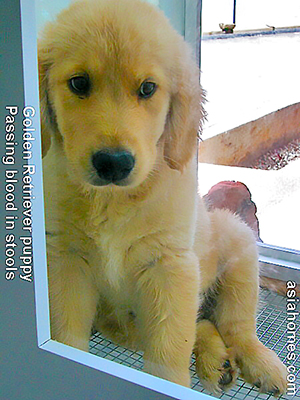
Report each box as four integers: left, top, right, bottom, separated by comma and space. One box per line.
89, 289, 299, 399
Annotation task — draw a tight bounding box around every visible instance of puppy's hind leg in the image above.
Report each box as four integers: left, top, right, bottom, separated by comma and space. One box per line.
48, 251, 99, 352
211, 210, 287, 395
194, 319, 238, 394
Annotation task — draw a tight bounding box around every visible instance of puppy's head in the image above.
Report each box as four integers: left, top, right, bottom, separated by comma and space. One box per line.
39, 0, 204, 189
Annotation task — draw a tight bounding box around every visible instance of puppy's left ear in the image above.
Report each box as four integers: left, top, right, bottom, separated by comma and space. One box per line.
38, 31, 61, 158
163, 44, 205, 171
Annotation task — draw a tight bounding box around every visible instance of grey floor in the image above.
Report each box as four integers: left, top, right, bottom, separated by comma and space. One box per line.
89, 289, 299, 399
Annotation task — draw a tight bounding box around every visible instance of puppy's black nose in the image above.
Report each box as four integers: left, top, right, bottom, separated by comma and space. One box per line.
92, 149, 135, 184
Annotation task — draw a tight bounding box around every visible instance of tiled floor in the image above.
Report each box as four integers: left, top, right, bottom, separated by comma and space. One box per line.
89, 289, 300, 399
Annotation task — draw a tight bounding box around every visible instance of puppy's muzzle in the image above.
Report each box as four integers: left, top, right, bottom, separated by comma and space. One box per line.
91, 149, 135, 186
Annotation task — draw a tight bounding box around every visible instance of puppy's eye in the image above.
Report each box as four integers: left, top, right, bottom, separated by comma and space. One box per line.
138, 81, 156, 99
68, 75, 91, 97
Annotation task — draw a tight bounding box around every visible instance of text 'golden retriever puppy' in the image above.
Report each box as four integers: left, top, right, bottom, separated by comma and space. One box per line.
39, 0, 203, 388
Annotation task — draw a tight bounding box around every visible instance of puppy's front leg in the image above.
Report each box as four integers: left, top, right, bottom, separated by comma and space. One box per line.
136, 250, 200, 387
47, 251, 99, 351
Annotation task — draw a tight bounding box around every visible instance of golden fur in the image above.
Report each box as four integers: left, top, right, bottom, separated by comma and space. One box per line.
39, 0, 286, 393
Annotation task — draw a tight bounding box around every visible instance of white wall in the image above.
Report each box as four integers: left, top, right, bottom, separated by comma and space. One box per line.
202, 0, 300, 33
36, 0, 160, 32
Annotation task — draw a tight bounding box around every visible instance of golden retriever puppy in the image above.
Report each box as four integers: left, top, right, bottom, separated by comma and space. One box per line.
39, 0, 286, 394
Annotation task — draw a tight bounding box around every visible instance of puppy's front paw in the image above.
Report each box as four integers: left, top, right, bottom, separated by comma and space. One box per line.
237, 342, 287, 396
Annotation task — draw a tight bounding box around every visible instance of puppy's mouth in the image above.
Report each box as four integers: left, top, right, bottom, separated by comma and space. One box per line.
88, 148, 136, 187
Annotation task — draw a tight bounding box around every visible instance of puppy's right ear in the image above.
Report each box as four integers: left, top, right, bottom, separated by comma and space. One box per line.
38, 45, 56, 158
